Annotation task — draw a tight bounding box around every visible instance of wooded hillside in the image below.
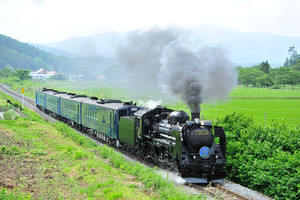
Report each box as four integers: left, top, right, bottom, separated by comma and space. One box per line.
0, 34, 76, 74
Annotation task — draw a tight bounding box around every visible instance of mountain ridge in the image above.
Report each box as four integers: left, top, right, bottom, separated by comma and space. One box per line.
42, 25, 300, 67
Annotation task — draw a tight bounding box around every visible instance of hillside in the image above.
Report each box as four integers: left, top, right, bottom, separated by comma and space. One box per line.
44, 25, 300, 67
0, 34, 76, 74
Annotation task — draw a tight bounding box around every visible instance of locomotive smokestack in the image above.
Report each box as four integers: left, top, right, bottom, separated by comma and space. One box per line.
191, 112, 200, 120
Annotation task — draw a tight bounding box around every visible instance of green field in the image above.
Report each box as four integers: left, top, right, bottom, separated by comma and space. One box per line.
200, 99, 300, 127
229, 85, 300, 98
9, 81, 300, 127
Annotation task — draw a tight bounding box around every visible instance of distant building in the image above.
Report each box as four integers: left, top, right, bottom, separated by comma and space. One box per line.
97, 75, 105, 80
30, 68, 58, 79
68, 74, 84, 81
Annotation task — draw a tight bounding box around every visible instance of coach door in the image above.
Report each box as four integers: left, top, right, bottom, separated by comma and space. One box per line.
77, 104, 80, 124
110, 112, 113, 138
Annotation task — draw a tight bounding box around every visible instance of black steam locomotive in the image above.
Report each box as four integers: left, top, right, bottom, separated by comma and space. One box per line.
122, 106, 227, 183
36, 88, 226, 183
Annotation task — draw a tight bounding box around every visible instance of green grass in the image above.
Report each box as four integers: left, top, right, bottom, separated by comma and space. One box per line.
229, 85, 300, 98
0, 91, 206, 200
199, 99, 300, 127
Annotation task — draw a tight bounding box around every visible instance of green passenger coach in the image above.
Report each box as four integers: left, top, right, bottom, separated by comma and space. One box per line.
82, 99, 142, 140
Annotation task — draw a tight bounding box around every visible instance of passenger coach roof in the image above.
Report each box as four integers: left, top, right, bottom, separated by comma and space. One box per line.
42, 90, 68, 98
39, 89, 139, 110
60, 95, 89, 102
82, 99, 133, 110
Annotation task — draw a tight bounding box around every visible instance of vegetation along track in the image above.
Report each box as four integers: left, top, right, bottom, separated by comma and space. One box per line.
0, 83, 273, 200
0, 84, 56, 123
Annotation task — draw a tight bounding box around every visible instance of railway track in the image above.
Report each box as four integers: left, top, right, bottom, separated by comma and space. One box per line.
0, 84, 56, 123
188, 182, 250, 200
0, 84, 35, 106
0, 83, 273, 200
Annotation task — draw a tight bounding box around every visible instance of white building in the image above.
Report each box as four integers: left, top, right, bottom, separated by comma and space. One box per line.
30, 68, 57, 79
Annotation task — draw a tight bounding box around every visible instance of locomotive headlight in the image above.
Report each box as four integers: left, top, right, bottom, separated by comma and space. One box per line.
199, 146, 211, 159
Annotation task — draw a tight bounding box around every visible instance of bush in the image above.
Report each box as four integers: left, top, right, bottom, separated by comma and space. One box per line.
216, 113, 300, 200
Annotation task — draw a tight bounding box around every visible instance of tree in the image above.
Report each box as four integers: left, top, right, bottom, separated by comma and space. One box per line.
275, 67, 291, 88
33, 57, 47, 70
49, 74, 68, 81
283, 57, 289, 67
14, 69, 31, 80
260, 61, 270, 74
257, 74, 274, 87
284, 47, 300, 67
287, 66, 300, 89
238, 67, 265, 87
0, 65, 15, 78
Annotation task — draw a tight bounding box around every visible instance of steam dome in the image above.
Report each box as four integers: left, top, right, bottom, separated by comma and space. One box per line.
168, 111, 190, 124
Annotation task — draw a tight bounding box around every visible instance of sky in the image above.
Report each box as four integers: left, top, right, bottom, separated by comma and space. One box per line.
0, 0, 299, 43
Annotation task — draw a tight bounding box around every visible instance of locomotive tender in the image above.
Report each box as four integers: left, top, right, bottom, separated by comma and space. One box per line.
36, 88, 226, 183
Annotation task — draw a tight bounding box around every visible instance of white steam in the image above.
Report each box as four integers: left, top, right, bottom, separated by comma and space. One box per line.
139, 100, 162, 109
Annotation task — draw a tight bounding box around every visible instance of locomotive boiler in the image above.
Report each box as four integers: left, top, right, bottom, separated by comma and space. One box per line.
119, 106, 227, 183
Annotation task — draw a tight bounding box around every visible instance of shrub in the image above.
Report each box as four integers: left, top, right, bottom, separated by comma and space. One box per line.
216, 113, 300, 200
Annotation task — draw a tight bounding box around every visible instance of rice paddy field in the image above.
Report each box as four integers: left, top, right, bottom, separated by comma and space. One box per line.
14, 81, 300, 127
169, 86, 300, 127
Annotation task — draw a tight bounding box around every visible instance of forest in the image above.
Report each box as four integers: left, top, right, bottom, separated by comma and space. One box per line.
0, 34, 76, 74
238, 47, 300, 89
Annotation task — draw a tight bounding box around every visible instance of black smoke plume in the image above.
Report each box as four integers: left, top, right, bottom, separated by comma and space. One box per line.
117, 27, 179, 93
159, 40, 235, 112
117, 27, 236, 113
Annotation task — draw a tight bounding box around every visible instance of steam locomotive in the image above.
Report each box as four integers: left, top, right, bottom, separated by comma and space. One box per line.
36, 88, 226, 183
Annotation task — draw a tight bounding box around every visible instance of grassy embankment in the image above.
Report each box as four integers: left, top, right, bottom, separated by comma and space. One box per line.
11, 80, 299, 127
0, 91, 205, 199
